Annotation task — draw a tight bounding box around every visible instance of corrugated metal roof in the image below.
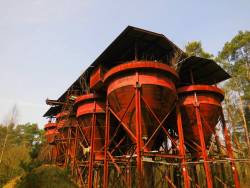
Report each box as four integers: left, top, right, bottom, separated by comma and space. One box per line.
178, 56, 230, 86
43, 106, 62, 117
43, 26, 185, 117
43, 27, 231, 117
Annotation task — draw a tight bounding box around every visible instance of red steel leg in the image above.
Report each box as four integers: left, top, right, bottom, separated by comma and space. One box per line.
126, 161, 132, 188
65, 128, 71, 167
176, 105, 190, 188
220, 109, 240, 188
194, 101, 213, 188
135, 79, 143, 188
72, 127, 78, 176
103, 102, 110, 188
88, 101, 96, 188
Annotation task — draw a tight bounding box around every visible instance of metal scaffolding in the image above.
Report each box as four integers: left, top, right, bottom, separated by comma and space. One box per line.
43, 26, 249, 188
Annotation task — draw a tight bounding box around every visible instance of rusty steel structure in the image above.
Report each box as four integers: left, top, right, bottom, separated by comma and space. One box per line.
43, 26, 245, 187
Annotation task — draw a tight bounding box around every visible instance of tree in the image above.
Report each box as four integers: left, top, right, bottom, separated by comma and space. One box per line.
0, 122, 44, 187
15, 123, 43, 146
218, 30, 250, 155
218, 31, 250, 99
184, 41, 213, 58
0, 145, 30, 185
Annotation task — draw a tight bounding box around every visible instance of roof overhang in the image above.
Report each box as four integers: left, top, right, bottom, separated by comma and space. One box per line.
178, 56, 231, 85
44, 26, 185, 117
43, 106, 62, 117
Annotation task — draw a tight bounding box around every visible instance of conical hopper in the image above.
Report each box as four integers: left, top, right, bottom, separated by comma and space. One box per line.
104, 61, 178, 151
44, 122, 58, 145
177, 85, 224, 157
56, 111, 77, 159
56, 111, 77, 139
75, 94, 107, 160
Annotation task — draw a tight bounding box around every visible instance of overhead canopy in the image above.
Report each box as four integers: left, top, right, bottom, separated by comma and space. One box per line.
178, 56, 230, 85
89, 25, 185, 69
43, 106, 62, 117
44, 26, 185, 117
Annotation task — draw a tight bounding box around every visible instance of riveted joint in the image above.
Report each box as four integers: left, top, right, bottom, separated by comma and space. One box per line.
193, 101, 200, 107
136, 82, 141, 88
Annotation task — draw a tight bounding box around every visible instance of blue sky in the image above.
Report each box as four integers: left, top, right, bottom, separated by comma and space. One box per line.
0, 0, 249, 128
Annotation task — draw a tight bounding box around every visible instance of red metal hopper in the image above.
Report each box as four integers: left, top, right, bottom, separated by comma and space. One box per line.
75, 94, 106, 160
104, 60, 178, 151
177, 85, 224, 157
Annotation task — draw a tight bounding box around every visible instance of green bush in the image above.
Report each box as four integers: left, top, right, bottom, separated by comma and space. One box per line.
16, 165, 78, 188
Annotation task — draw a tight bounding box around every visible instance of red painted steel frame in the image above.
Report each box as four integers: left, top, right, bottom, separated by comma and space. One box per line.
44, 61, 242, 187
103, 102, 134, 188
220, 109, 240, 188
177, 84, 225, 188
176, 105, 190, 188
135, 76, 143, 188
88, 101, 96, 188
103, 89, 191, 188
103, 61, 190, 188
103, 101, 110, 188
75, 94, 106, 188
178, 83, 241, 188
44, 122, 58, 144
194, 97, 213, 188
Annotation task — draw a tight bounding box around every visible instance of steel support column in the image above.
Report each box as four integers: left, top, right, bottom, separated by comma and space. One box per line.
194, 98, 213, 188
72, 127, 78, 176
64, 128, 70, 167
135, 77, 143, 188
220, 109, 240, 188
126, 161, 132, 188
176, 104, 190, 188
88, 101, 97, 188
103, 102, 110, 188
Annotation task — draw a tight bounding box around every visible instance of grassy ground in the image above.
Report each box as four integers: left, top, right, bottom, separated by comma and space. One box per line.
4, 165, 78, 188
3, 176, 21, 188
